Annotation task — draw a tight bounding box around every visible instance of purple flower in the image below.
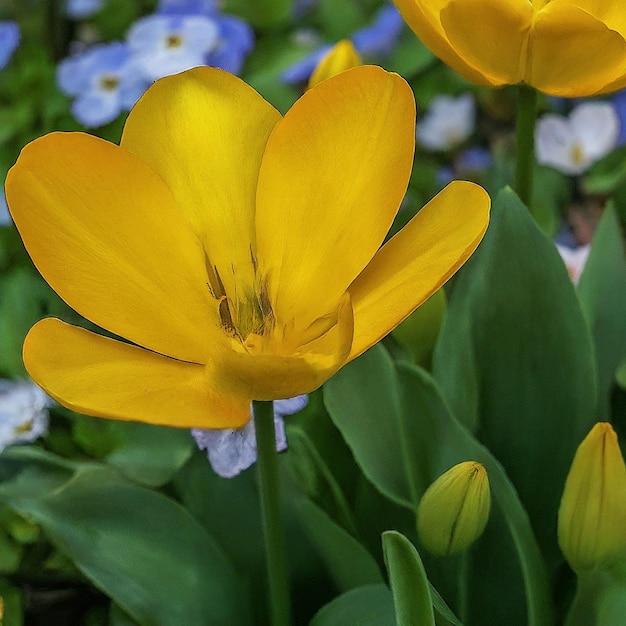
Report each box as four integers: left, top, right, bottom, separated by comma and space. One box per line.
157, 0, 218, 16
57, 42, 149, 128
0, 21, 20, 70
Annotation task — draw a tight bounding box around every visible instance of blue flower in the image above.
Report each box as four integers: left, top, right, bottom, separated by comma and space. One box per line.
192, 395, 308, 478
57, 42, 149, 128
282, 3, 404, 84
0, 192, 12, 227
157, 0, 218, 16
455, 147, 492, 173
0, 21, 20, 70
65, 0, 104, 19
611, 89, 626, 144
207, 15, 254, 75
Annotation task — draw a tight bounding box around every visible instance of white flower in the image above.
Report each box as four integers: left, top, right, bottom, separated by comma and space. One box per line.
416, 93, 475, 151
127, 14, 219, 81
191, 395, 308, 478
535, 102, 619, 176
0, 380, 53, 453
556, 243, 591, 284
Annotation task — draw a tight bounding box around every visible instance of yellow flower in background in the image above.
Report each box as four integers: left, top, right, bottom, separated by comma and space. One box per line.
559, 422, 626, 573
393, 0, 626, 96
308, 40, 362, 88
7, 66, 489, 429
417, 461, 491, 557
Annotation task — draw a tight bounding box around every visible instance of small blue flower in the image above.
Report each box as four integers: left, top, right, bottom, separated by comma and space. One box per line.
611, 89, 626, 144
282, 3, 404, 84
192, 395, 308, 478
127, 14, 220, 81
455, 147, 492, 173
207, 15, 254, 75
65, 0, 105, 19
0, 192, 12, 227
57, 42, 149, 128
0, 21, 20, 70
157, 0, 218, 16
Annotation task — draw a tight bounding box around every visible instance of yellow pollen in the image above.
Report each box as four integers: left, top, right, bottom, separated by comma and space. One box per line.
13, 419, 33, 436
570, 142, 585, 165
165, 34, 184, 48
99, 74, 119, 91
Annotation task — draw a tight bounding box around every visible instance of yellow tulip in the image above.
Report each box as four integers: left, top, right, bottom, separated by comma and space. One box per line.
308, 40, 362, 88
6, 66, 489, 429
559, 422, 626, 573
393, 0, 626, 96
417, 461, 491, 557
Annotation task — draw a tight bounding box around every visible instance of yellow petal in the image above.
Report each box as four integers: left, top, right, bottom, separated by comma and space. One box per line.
255, 65, 415, 330
214, 293, 354, 400
348, 181, 490, 361
393, 0, 502, 86
529, 3, 626, 96
121, 67, 282, 305
308, 40, 362, 88
6, 133, 217, 364
24, 318, 251, 429
440, 0, 533, 85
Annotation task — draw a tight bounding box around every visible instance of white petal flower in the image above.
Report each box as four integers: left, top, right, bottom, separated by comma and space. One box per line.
0, 379, 53, 453
191, 395, 308, 478
556, 243, 591, 284
535, 102, 619, 176
416, 93, 475, 151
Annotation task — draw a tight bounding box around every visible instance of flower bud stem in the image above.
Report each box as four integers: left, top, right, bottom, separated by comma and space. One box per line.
515, 84, 538, 208
254, 399, 290, 626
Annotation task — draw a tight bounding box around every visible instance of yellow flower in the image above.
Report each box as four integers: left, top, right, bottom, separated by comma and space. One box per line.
417, 461, 491, 557
559, 422, 626, 573
393, 0, 626, 96
6, 66, 489, 429
308, 40, 362, 88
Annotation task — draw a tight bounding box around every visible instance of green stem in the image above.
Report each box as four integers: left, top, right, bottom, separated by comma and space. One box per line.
515, 84, 538, 208
254, 400, 290, 626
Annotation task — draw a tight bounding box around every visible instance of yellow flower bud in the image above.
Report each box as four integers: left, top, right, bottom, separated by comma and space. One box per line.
559, 422, 626, 573
308, 40, 362, 89
417, 461, 491, 557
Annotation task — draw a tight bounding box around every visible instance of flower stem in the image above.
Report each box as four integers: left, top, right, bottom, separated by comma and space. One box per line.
515, 84, 538, 208
254, 400, 290, 626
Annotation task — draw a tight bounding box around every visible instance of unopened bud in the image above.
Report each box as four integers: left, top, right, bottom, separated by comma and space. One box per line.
308, 40, 362, 88
559, 422, 626, 572
417, 461, 491, 557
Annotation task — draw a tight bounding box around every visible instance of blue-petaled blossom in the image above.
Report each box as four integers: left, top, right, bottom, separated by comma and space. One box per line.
192, 395, 308, 478
0, 21, 20, 70
0, 193, 12, 226
416, 93, 476, 151
58, 42, 149, 128
282, 3, 404, 84
0, 379, 52, 454
153, 2, 254, 75
610, 90, 626, 144
127, 14, 220, 81
65, 0, 104, 19
455, 147, 492, 174
535, 102, 619, 175
157, 0, 218, 15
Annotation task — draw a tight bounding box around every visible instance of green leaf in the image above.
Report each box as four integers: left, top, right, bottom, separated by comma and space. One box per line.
310, 583, 395, 626
224, 0, 293, 28
295, 496, 383, 592
382, 531, 435, 626
325, 346, 553, 626
0, 455, 249, 626
433, 187, 596, 565
73, 417, 194, 487
582, 145, 626, 196
577, 205, 626, 420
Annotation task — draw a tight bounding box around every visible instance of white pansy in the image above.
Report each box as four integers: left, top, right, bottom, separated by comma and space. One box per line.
0, 380, 53, 453
556, 243, 591, 284
191, 395, 308, 478
416, 93, 475, 151
535, 103, 619, 176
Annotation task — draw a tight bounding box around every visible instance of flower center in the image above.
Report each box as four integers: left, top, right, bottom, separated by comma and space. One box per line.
570, 142, 585, 166
165, 34, 184, 49
99, 74, 120, 91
